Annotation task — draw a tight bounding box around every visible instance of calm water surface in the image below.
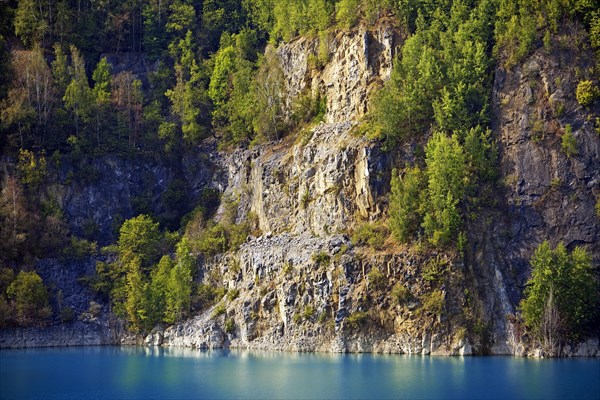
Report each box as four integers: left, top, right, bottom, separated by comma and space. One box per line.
1, 346, 599, 399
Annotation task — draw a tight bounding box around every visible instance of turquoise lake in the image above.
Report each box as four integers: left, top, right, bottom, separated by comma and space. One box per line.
1, 346, 599, 399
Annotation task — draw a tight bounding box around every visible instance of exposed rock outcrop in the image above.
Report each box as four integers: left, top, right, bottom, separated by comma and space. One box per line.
467, 25, 600, 355
2, 21, 598, 358
278, 18, 402, 123
219, 121, 392, 237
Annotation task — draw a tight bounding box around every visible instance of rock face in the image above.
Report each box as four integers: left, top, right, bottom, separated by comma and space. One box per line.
468, 25, 600, 355
278, 18, 402, 123
45, 151, 218, 245
2, 21, 598, 357
220, 121, 391, 237
150, 233, 474, 355
0, 320, 118, 349
156, 24, 598, 356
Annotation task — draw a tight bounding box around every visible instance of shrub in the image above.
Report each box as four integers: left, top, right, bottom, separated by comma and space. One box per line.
421, 289, 445, 316
346, 311, 368, 330
6, 271, 52, 326
575, 80, 599, 106
63, 237, 98, 260
88, 301, 103, 317
367, 267, 386, 291
282, 262, 293, 275
421, 256, 447, 286
224, 317, 235, 333
520, 242, 598, 347
193, 283, 226, 311
391, 283, 412, 305
312, 251, 330, 267
302, 305, 315, 320
60, 306, 75, 323
211, 302, 226, 318
227, 288, 240, 301
351, 222, 388, 250
561, 126, 578, 158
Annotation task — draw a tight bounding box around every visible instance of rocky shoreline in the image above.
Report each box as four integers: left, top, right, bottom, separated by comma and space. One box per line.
1, 322, 598, 358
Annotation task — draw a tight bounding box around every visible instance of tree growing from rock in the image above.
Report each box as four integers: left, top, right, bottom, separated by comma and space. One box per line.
520, 241, 599, 354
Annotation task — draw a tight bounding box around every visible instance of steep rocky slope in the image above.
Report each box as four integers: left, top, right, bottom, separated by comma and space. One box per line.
1, 21, 598, 356
466, 25, 600, 355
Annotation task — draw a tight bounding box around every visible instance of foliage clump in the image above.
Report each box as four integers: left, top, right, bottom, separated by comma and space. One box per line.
351, 222, 388, 250
575, 80, 599, 107
520, 242, 598, 352
390, 127, 496, 247
5, 271, 52, 327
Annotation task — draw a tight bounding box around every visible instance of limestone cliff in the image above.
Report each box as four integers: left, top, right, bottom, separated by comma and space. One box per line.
1, 20, 598, 357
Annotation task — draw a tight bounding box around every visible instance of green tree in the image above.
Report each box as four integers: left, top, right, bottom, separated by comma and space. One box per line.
336, 0, 361, 29
92, 57, 112, 147
422, 131, 468, 246
463, 126, 497, 184
370, 29, 442, 144
561, 125, 578, 158
14, 0, 48, 47
149, 255, 174, 323
111, 71, 143, 148
63, 46, 93, 138
6, 271, 52, 326
17, 149, 47, 189
575, 80, 599, 107
166, 30, 207, 146
117, 215, 163, 271
166, 1, 196, 34
124, 256, 152, 332
143, 0, 173, 60
520, 242, 599, 352
164, 239, 194, 323
389, 166, 426, 242
208, 31, 259, 146
252, 47, 288, 141
51, 44, 70, 97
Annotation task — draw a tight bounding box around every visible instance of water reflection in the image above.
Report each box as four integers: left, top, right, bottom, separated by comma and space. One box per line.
2, 347, 599, 399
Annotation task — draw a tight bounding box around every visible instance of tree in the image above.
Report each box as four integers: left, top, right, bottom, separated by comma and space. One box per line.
164, 238, 194, 323
117, 215, 163, 271
463, 125, 497, 184
0, 177, 31, 264
143, 0, 173, 59
6, 270, 52, 326
63, 45, 92, 138
165, 30, 207, 146
124, 256, 151, 332
370, 30, 442, 144
51, 44, 70, 97
149, 255, 174, 323
252, 47, 287, 141
112, 71, 143, 148
17, 149, 47, 189
92, 57, 112, 147
520, 242, 599, 354
208, 31, 258, 146
166, 1, 196, 34
18, 46, 55, 144
14, 0, 48, 47
422, 131, 468, 246
337, 0, 361, 29
575, 80, 599, 107
389, 166, 426, 242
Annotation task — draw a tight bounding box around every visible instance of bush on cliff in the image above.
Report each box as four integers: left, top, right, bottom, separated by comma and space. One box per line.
520, 242, 599, 352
